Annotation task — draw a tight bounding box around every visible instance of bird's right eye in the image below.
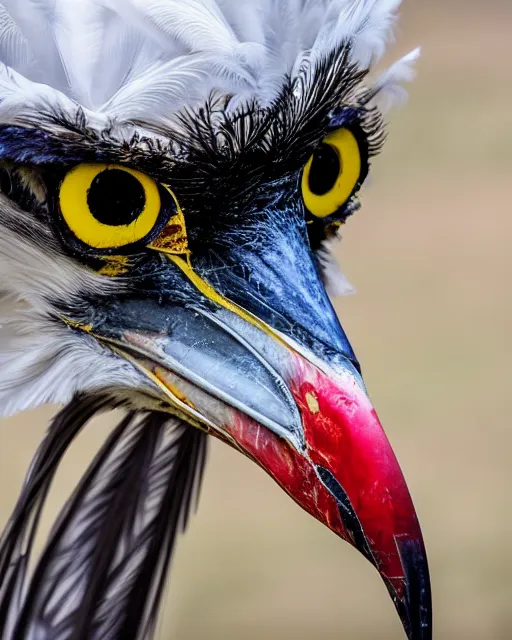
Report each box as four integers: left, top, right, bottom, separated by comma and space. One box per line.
59, 164, 169, 252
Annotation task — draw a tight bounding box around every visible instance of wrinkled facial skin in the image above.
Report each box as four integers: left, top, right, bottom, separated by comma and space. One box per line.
0, 57, 432, 639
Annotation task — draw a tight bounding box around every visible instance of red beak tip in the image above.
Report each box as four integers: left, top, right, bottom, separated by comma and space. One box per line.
222, 356, 432, 640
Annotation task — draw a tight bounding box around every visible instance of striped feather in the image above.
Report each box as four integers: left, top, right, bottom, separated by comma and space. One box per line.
0, 397, 208, 639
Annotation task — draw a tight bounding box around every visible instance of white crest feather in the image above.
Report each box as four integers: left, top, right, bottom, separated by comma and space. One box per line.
370, 46, 420, 111
0, 0, 407, 123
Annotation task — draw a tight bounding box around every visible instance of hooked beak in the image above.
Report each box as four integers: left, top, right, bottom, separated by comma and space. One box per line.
85, 246, 432, 639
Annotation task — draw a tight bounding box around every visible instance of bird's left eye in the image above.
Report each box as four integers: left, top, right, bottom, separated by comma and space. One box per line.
59, 164, 165, 250
301, 127, 365, 219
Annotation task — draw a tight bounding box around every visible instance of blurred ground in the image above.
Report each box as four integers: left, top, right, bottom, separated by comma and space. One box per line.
1, 0, 511, 638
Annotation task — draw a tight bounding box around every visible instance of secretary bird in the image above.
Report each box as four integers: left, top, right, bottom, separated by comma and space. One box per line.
0, 1, 432, 638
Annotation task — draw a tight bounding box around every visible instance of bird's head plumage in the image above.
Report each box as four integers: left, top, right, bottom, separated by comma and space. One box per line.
0, 2, 431, 638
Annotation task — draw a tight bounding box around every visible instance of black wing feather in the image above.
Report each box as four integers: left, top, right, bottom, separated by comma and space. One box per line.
0, 397, 208, 640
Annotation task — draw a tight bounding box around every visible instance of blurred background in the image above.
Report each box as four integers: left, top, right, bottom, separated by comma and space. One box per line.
1, 0, 511, 637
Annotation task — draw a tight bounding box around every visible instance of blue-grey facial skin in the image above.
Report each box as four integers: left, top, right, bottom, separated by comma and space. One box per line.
189, 185, 360, 372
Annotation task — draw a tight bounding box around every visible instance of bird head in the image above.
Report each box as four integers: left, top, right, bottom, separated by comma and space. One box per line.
0, 1, 431, 638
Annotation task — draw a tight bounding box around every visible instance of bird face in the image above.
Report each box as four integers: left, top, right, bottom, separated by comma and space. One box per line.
0, 48, 430, 637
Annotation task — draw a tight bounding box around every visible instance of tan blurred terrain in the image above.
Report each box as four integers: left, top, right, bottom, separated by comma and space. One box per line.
1, 1, 511, 638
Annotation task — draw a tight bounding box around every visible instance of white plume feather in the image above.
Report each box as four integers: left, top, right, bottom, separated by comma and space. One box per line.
0, 0, 71, 91
0, 0, 406, 122
0, 6, 32, 73
370, 46, 420, 111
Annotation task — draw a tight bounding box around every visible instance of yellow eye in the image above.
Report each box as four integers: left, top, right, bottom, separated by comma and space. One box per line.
59, 164, 162, 250
301, 128, 362, 218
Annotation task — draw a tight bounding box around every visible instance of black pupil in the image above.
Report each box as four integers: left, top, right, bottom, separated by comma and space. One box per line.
308, 143, 341, 196
87, 169, 145, 226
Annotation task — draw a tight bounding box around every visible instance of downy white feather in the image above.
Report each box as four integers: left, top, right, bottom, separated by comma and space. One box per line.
0, 307, 148, 416
318, 237, 356, 298
0, 196, 116, 313
0, 197, 148, 414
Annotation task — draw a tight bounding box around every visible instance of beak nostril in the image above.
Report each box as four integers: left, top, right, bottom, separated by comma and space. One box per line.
305, 391, 319, 413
